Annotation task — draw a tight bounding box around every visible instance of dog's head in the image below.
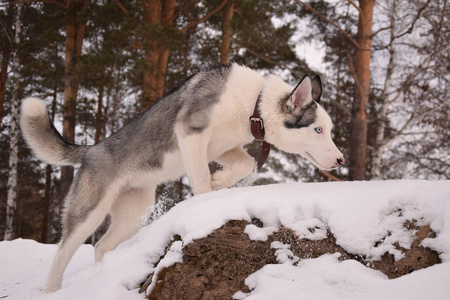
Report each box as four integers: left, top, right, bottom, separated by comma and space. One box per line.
263, 75, 344, 170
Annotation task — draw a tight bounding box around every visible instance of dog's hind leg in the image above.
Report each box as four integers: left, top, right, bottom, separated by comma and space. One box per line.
211, 146, 255, 190
44, 175, 119, 293
94, 185, 155, 262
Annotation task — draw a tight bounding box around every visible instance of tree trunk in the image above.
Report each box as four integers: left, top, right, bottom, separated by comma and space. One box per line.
154, 0, 176, 100
60, 0, 89, 213
95, 79, 104, 143
0, 42, 11, 124
220, 0, 235, 64
371, 0, 396, 180
142, 0, 162, 109
41, 90, 58, 243
41, 165, 53, 243
4, 4, 23, 241
348, 0, 375, 181
0, 5, 13, 125
142, 0, 226, 109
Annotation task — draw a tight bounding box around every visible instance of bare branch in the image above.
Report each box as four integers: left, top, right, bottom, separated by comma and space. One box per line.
321, 170, 343, 181
381, 42, 450, 108
180, 0, 228, 32
394, 0, 431, 39
112, 0, 129, 15
232, 38, 302, 78
382, 99, 450, 149
346, 51, 363, 98
0, 18, 14, 46
402, 43, 450, 89
371, 25, 392, 38
397, 131, 442, 136
295, 0, 360, 49
345, 0, 362, 15
170, 0, 197, 24
330, 99, 351, 118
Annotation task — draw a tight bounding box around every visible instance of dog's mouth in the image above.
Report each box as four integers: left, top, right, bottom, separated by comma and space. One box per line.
305, 151, 333, 170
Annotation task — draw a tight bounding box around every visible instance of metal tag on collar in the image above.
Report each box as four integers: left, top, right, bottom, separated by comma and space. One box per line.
250, 117, 264, 130
250, 117, 265, 141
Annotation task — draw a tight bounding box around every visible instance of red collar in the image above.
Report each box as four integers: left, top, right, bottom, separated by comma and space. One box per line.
249, 93, 271, 170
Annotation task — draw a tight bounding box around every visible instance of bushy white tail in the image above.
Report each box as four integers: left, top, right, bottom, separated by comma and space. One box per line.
20, 97, 89, 166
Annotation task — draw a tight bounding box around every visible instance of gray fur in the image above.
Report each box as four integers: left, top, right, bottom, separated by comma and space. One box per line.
80, 63, 230, 229
282, 74, 322, 129
311, 75, 323, 102
179, 65, 231, 134
284, 99, 318, 129
94, 64, 231, 171
61, 151, 115, 237
21, 64, 232, 238
20, 104, 89, 166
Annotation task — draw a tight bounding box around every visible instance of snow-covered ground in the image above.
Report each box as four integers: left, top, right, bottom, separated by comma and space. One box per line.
1, 180, 449, 300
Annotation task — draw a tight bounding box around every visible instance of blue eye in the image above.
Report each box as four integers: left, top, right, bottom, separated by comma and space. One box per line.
314, 127, 322, 133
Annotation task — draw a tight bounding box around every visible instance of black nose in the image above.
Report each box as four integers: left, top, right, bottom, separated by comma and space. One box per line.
336, 158, 345, 166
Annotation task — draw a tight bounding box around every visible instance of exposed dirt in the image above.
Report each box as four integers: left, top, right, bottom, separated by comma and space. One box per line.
369, 222, 441, 278
144, 219, 441, 300
147, 220, 276, 300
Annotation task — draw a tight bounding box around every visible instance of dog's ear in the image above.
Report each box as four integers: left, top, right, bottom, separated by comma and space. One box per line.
287, 75, 312, 113
311, 75, 322, 102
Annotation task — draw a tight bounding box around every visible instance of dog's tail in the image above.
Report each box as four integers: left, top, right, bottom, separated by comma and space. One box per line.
20, 97, 90, 166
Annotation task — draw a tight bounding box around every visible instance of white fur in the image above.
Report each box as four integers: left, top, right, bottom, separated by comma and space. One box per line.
21, 97, 47, 117
32, 64, 344, 293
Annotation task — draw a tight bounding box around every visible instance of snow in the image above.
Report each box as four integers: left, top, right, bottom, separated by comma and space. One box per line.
234, 253, 450, 300
271, 241, 300, 265
1, 180, 449, 300
244, 224, 278, 242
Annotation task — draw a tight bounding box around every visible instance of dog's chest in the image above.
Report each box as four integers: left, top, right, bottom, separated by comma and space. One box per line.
206, 102, 252, 158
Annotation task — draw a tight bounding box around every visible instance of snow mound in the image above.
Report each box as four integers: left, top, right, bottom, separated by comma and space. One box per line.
0, 180, 449, 300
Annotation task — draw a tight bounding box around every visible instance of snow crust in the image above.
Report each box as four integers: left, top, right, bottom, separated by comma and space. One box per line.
244, 224, 278, 241
0, 180, 449, 300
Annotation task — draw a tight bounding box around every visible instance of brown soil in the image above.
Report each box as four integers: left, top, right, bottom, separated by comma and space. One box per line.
144, 219, 441, 300
369, 223, 441, 278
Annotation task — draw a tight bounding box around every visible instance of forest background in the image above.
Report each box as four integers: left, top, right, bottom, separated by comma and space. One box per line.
0, 0, 448, 244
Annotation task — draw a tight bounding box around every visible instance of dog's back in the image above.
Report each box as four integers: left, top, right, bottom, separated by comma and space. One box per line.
93, 64, 235, 172
21, 64, 235, 171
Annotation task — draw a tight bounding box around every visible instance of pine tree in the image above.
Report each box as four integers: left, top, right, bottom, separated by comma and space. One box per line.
0, 5, 13, 124
60, 0, 90, 211
348, 0, 375, 180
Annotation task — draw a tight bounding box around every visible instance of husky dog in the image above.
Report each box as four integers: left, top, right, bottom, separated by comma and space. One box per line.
20, 63, 344, 292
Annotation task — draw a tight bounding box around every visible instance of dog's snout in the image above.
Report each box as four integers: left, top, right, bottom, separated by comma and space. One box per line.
336, 157, 345, 166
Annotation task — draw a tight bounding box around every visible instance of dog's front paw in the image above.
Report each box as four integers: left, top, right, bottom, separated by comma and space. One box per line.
211, 170, 234, 191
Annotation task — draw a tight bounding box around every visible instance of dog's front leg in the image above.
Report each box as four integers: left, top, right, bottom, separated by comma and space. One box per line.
176, 126, 212, 195
211, 146, 255, 190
